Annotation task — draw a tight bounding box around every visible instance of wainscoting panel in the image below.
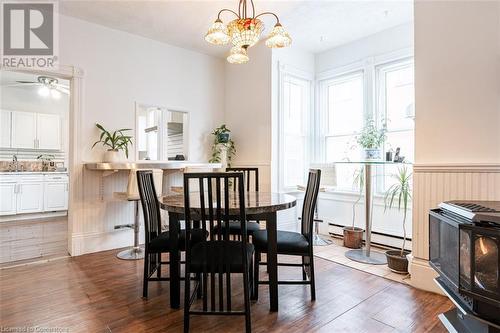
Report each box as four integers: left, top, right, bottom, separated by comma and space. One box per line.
410, 164, 500, 293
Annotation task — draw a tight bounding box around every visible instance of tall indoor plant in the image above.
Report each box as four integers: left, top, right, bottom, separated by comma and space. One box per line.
92, 123, 133, 162
384, 166, 412, 273
343, 167, 365, 248
209, 124, 236, 167
356, 119, 386, 160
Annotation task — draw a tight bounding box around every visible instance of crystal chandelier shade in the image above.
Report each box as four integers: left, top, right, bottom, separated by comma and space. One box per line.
205, 0, 291, 64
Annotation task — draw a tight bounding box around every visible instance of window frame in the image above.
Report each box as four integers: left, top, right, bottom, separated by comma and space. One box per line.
277, 63, 314, 193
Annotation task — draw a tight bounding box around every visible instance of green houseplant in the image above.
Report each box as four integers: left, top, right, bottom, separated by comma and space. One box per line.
356, 118, 386, 160
209, 124, 236, 166
384, 166, 412, 273
92, 123, 133, 162
343, 167, 365, 248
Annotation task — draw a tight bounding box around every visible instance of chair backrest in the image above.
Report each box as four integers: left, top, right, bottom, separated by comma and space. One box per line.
183, 172, 248, 311
301, 169, 322, 241
226, 167, 259, 192
137, 170, 162, 247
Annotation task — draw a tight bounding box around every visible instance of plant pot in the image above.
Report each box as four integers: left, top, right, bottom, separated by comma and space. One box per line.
385, 250, 411, 274
103, 149, 122, 162
218, 133, 230, 143
362, 148, 382, 161
343, 226, 364, 249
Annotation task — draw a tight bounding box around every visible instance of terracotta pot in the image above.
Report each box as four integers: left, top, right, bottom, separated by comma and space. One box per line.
343, 226, 364, 249
386, 250, 411, 274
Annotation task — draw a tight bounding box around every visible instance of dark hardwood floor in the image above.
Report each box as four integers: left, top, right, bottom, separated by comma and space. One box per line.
0, 249, 452, 333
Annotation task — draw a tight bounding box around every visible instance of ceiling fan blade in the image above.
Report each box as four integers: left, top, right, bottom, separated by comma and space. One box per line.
16, 80, 38, 84
54, 83, 70, 89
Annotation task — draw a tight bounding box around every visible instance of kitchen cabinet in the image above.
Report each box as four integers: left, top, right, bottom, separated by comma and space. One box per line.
16, 176, 45, 214
6, 111, 61, 150
0, 110, 11, 148
0, 178, 17, 215
11, 111, 37, 149
37, 113, 61, 150
44, 175, 69, 211
0, 173, 67, 216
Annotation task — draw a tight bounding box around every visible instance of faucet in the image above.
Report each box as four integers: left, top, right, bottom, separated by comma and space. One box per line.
11, 154, 18, 172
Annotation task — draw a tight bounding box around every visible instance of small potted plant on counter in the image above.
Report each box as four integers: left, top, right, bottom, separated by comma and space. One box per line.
209, 124, 236, 167
356, 118, 386, 160
92, 123, 133, 162
384, 165, 412, 273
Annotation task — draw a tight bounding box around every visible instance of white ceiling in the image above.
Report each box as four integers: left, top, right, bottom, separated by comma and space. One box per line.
59, 1, 413, 57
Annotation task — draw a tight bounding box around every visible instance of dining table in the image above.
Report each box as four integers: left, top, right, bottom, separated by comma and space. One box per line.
160, 191, 297, 312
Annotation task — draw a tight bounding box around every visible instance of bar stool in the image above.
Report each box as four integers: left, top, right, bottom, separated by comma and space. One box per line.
114, 169, 163, 260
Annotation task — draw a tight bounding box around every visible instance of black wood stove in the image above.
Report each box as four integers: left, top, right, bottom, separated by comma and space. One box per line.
430, 201, 500, 332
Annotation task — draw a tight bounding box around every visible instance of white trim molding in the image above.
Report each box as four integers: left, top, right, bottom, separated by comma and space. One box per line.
409, 162, 500, 292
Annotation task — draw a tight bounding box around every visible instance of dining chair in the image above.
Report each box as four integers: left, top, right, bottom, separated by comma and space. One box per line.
252, 169, 321, 301
183, 172, 253, 333
214, 167, 260, 238
136, 170, 206, 298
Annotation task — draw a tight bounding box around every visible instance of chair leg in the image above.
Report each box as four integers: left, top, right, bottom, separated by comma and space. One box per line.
302, 256, 307, 281
143, 253, 149, 298
196, 273, 202, 299
252, 252, 260, 300
184, 272, 191, 333
243, 260, 252, 333
157, 253, 162, 278
309, 255, 316, 301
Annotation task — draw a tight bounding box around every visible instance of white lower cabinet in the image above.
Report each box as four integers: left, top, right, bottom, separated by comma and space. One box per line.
0, 180, 17, 215
44, 181, 69, 211
0, 173, 68, 216
16, 177, 45, 214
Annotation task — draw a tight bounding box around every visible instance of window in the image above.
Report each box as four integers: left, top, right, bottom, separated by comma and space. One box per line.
322, 72, 364, 191
279, 74, 311, 190
377, 59, 414, 191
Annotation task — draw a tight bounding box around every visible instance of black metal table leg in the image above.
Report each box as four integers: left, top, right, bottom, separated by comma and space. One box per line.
169, 211, 181, 309
266, 212, 278, 312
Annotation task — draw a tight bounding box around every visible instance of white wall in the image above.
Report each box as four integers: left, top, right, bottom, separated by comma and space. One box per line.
316, 23, 413, 73
224, 43, 273, 191
57, 15, 226, 254
60, 15, 225, 163
410, 0, 500, 293
414, 1, 500, 164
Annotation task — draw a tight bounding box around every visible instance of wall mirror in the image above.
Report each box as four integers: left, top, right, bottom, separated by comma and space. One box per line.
135, 103, 189, 161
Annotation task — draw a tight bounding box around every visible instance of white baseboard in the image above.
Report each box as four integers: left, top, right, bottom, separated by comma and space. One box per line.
408, 256, 443, 295
70, 227, 145, 256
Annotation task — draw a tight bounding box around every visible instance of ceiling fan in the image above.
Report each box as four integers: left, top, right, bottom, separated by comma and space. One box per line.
3, 75, 69, 98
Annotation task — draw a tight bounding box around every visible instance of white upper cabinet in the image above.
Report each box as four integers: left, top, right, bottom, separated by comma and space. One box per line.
11, 111, 37, 149
0, 110, 11, 148
37, 113, 61, 150
7, 111, 62, 150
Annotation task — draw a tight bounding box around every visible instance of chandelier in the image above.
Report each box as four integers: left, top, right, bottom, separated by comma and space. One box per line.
205, 0, 292, 64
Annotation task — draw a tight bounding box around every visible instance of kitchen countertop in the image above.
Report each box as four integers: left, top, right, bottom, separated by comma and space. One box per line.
0, 171, 68, 175
84, 161, 222, 171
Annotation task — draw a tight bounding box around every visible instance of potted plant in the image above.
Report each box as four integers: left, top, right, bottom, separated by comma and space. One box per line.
356, 119, 386, 160
92, 123, 133, 162
209, 124, 236, 166
343, 167, 364, 248
384, 166, 412, 273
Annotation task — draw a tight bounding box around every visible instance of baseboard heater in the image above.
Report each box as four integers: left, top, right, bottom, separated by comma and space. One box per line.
328, 222, 412, 251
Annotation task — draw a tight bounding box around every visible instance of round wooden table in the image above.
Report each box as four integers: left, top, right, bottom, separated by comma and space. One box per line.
160, 191, 296, 312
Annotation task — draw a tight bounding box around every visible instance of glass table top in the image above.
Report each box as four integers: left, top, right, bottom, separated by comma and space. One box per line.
332, 160, 413, 165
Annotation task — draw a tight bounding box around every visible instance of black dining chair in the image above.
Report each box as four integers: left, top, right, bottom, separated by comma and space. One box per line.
136, 170, 206, 298
252, 169, 321, 301
214, 167, 260, 238
183, 172, 253, 333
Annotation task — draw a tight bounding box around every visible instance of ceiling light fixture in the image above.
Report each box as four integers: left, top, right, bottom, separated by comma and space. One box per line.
205, 0, 292, 64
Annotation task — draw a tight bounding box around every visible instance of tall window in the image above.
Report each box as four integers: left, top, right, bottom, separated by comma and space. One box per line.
280, 74, 311, 190
322, 72, 364, 190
